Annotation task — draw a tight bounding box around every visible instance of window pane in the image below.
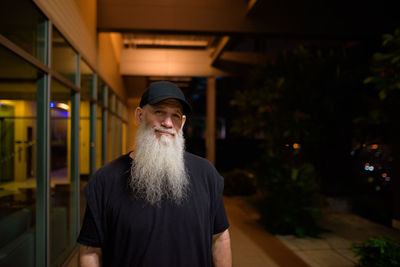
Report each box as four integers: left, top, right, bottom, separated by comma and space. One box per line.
96, 106, 102, 169
115, 118, 121, 157
80, 98, 90, 179
97, 79, 105, 103
0, 45, 42, 266
50, 79, 73, 266
122, 123, 127, 155
107, 114, 114, 161
0, 0, 47, 63
122, 105, 128, 121
79, 97, 90, 225
80, 60, 94, 97
108, 92, 115, 112
116, 99, 120, 116
52, 28, 77, 83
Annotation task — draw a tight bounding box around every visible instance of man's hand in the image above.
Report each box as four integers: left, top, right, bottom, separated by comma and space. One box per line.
212, 229, 232, 267
79, 245, 102, 267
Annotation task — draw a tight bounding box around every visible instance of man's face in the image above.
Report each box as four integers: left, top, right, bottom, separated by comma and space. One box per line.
135, 98, 186, 139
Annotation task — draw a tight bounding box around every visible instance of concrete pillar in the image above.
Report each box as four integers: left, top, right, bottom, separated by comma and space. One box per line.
206, 77, 216, 165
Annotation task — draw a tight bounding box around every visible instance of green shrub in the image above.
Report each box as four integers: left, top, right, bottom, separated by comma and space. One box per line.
255, 153, 322, 237
351, 237, 400, 267
222, 169, 256, 196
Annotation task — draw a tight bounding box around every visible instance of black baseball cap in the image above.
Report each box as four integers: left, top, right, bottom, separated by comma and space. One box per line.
140, 81, 192, 115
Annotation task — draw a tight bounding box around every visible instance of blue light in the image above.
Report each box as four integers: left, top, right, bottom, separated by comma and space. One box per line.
50, 102, 55, 108
364, 166, 374, 171
385, 177, 391, 182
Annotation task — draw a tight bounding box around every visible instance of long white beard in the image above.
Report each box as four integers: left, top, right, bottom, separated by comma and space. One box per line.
130, 122, 188, 205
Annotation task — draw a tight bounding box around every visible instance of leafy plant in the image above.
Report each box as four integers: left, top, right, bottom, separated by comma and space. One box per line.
359, 26, 400, 146
364, 27, 400, 101
352, 237, 400, 266
255, 152, 322, 237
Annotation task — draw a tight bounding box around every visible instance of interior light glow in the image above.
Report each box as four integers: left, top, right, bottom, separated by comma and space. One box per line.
57, 103, 69, 110
50, 102, 55, 108
293, 143, 300, 149
385, 177, 391, 182
371, 144, 379, 149
364, 165, 374, 171
382, 173, 387, 178
0, 100, 15, 106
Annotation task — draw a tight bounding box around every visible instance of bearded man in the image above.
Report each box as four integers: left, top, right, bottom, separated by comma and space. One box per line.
77, 81, 231, 267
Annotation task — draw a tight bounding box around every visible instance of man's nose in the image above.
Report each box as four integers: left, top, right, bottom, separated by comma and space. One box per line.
160, 116, 173, 128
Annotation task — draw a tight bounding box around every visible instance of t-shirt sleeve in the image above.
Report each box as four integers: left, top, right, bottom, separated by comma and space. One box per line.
77, 204, 102, 247
213, 174, 229, 234
77, 174, 106, 246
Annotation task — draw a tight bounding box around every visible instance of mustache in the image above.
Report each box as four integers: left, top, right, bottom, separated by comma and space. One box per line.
153, 126, 176, 135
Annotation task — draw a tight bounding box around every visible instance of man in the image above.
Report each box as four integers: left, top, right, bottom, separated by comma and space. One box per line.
78, 81, 232, 267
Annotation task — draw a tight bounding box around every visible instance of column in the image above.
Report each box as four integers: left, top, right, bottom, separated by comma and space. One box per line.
206, 77, 216, 165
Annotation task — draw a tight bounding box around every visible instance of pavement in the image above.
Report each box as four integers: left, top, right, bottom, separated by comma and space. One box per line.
224, 196, 400, 267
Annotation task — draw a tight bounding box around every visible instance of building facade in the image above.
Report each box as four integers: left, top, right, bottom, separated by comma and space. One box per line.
0, 0, 128, 266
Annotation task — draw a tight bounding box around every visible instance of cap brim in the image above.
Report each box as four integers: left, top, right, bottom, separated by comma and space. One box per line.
148, 95, 192, 115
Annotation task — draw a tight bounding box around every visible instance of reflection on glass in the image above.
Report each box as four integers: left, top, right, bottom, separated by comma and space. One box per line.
122, 123, 127, 155
108, 92, 115, 112
80, 60, 94, 97
107, 114, 114, 162
79, 97, 90, 226
0, 46, 42, 266
52, 27, 77, 83
80, 98, 90, 179
0, 0, 47, 63
96, 106, 102, 169
122, 105, 128, 121
50, 79, 72, 266
115, 118, 121, 158
97, 79, 105, 103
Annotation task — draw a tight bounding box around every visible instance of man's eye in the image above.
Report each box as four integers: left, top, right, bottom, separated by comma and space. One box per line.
173, 114, 181, 119
155, 110, 162, 114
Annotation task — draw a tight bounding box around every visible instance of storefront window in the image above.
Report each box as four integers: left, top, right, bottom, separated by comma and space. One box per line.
80, 60, 94, 97
52, 27, 77, 84
115, 117, 121, 158
49, 79, 73, 266
96, 106, 103, 169
0, 45, 42, 266
97, 79, 105, 103
107, 113, 114, 162
0, 0, 47, 63
80, 98, 90, 180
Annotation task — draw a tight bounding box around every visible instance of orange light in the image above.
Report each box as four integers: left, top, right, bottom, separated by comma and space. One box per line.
371, 144, 379, 149
362, 144, 366, 147
382, 173, 387, 178
285, 144, 289, 147
293, 143, 300, 149
365, 163, 370, 167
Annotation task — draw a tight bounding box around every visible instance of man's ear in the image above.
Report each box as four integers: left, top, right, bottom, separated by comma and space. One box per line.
180, 115, 186, 130
135, 107, 143, 125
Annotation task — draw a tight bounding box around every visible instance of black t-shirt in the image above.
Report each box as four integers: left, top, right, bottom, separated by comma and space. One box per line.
77, 152, 229, 267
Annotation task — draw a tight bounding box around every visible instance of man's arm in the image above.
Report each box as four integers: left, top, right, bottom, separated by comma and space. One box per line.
212, 229, 232, 267
79, 245, 102, 267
